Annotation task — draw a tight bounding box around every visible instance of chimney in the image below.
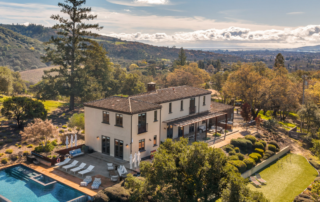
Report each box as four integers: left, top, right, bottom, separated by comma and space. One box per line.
147, 82, 156, 92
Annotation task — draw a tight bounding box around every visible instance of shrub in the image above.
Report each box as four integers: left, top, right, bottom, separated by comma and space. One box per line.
259, 140, 267, 148
214, 133, 221, 137
62, 125, 67, 129
310, 160, 320, 170
254, 142, 265, 150
223, 144, 234, 152
23, 141, 28, 145
18, 145, 21, 148
0, 153, 3, 157
263, 150, 275, 160
40, 137, 45, 140
68, 128, 72, 132
15, 143, 18, 147
11, 154, 18, 161
244, 158, 256, 170
3, 136, 6, 139
229, 160, 247, 173
53, 155, 57, 158
48, 155, 52, 158
51, 140, 58, 146
231, 138, 252, 151
68, 113, 84, 129
27, 144, 33, 148
228, 150, 236, 156
31, 65, 38, 69
1, 158, 8, 164
229, 155, 239, 160
234, 147, 240, 153
0, 141, 3, 146
268, 144, 277, 152
81, 130, 85, 134
268, 141, 280, 149
236, 153, 244, 160
245, 135, 256, 144
254, 148, 264, 156
249, 153, 262, 162
5, 149, 13, 154
23, 151, 29, 156
59, 129, 65, 133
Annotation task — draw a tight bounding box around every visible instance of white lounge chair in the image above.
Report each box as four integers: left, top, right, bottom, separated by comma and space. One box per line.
117, 165, 128, 177
91, 178, 101, 189
70, 163, 86, 174
256, 173, 267, 184
55, 158, 71, 167
62, 160, 79, 171
107, 163, 114, 171
78, 165, 95, 177
80, 176, 92, 186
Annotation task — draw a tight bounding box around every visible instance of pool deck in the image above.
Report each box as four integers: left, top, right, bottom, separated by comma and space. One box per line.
20, 163, 115, 197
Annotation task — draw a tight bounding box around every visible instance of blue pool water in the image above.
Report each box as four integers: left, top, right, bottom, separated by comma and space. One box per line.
0, 165, 85, 202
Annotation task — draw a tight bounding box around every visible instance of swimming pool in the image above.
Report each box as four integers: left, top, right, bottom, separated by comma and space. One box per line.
0, 165, 86, 202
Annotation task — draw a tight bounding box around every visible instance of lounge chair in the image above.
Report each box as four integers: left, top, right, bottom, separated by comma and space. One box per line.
107, 163, 114, 171
117, 165, 128, 177
55, 158, 71, 167
78, 165, 95, 177
91, 178, 101, 189
62, 160, 79, 171
80, 176, 92, 187
256, 173, 267, 184
250, 176, 261, 187
70, 163, 86, 174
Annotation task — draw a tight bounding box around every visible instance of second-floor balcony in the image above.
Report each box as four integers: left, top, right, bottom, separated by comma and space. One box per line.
138, 123, 148, 134
189, 106, 196, 114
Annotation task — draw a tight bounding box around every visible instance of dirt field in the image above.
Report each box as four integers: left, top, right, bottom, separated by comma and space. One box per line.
20, 66, 59, 84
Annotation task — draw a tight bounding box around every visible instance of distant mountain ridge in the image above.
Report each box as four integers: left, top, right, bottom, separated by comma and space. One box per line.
2, 24, 240, 62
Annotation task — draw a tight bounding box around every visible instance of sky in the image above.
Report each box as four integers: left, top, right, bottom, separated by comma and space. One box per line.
0, 0, 320, 49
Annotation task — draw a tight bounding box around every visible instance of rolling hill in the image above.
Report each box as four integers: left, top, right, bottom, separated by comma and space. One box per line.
3, 24, 240, 62
0, 26, 48, 71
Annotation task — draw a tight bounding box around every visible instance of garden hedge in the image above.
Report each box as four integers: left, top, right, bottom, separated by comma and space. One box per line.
254, 142, 265, 150
243, 158, 256, 170
229, 160, 247, 173
234, 147, 240, 153
268, 144, 277, 152
231, 138, 252, 151
223, 144, 234, 152
249, 152, 262, 162
228, 150, 236, 156
262, 150, 275, 160
268, 140, 280, 149
229, 155, 239, 161
254, 148, 264, 156
236, 153, 244, 160
259, 140, 267, 148
245, 135, 256, 144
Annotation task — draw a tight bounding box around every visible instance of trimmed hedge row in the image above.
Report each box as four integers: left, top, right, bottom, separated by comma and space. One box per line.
230, 138, 252, 152
229, 160, 247, 173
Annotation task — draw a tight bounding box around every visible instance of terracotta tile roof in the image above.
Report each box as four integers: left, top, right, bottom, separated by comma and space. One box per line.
210, 101, 234, 113
131, 85, 211, 104
84, 86, 211, 114
84, 96, 161, 114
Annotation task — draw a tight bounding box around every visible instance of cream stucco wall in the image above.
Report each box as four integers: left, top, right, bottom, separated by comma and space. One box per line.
84, 107, 132, 161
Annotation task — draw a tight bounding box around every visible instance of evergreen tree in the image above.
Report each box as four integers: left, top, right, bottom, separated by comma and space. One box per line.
42, 0, 102, 110
274, 53, 285, 68
176, 47, 187, 66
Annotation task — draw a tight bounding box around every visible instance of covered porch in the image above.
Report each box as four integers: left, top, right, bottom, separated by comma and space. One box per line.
163, 111, 229, 143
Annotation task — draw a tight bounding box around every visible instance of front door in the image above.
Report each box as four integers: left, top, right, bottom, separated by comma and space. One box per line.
114, 139, 124, 159
178, 126, 184, 137
101, 136, 110, 155
167, 125, 173, 138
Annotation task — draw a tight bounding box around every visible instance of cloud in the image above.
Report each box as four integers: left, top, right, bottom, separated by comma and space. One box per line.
287, 12, 304, 15
124, 9, 131, 12
106, 0, 169, 7
106, 25, 320, 45
134, 0, 168, 4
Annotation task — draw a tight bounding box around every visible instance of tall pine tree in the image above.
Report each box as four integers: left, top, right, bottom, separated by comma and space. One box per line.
42, 0, 102, 110
176, 47, 187, 66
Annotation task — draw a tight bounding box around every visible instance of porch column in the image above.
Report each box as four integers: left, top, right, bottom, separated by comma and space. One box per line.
224, 114, 227, 140
182, 126, 184, 138
195, 122, 197, 142
215, 117, 218, 134
205, 119, 208, 139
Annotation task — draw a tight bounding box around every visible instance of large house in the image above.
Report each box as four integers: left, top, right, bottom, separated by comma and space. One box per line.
84, 83, 234, 161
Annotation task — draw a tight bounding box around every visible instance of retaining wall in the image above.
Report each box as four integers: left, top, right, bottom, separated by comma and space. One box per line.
241, 146, 290, 178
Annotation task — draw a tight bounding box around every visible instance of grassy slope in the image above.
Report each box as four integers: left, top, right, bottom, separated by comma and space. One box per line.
20, 66, 59, 84
248, 154, 318, 202
258, 110, 298, 131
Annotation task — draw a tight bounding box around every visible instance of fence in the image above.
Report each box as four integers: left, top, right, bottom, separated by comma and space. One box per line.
31, 151, 63, 166
55, 144, 84, 156
241, 146, 290, 178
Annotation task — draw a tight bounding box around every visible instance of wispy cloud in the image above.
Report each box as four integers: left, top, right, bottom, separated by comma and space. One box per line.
106, 0, 170, 7
287, 12, 304, 15
106, 25, 320, 45
134, 0, 169, 4
124, 9, 131, 12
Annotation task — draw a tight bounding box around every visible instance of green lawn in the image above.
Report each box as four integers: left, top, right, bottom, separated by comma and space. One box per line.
248, 154, 318, 202
39, 100, 66, 113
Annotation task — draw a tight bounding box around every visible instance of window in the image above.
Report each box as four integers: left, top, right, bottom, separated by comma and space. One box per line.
139, 139, 145, 151
103, 111, 109, 124
180, 100, 183, 111
153, 135, 157, 146
154, 111, 158, 122
116, 114, 123, 127
169, 103, 172, 113
203, 96, 206, 106
202, 120, 206, 124
138, 113, 147, 134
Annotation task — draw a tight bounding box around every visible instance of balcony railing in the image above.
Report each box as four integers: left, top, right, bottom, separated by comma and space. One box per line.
138, 123, 148, 134
189, 106, 196, 114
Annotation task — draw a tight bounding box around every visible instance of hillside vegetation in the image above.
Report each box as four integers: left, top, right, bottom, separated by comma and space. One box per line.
20, 66, 59, 84
0, 26, 47, 71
